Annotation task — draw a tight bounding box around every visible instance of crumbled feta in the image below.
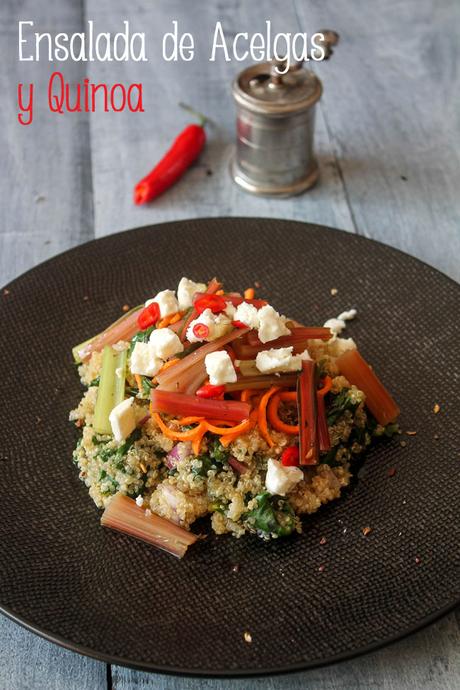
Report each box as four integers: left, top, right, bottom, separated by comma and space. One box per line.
135, 495, 144, 507
149, 327, 184, 359
265, 458, 304, 496
146, 289, 178, 318
177, 277, 206, 310
224, 301, 236, 319
205, 350, 237, 385
130, 342, 163, 377
257, 305, 290, 343
187, 308, 232, 343
233, 301, 259, 328
109, 397, 136, 443
256, 346, 303, 374
324, 309, 357, 336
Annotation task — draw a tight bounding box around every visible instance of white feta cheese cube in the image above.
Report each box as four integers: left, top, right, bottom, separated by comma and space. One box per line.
177, 277, 207, 310
146, 289, 178, 318
109, 397, 136, 443
257, 305, 290, 343
233, 301, 259, 328
187, 309, 232, 343
130, 342, 163, 377
265, 458, 303, 496
256, 346, 303, 374
149, 327, 184, 359
135, 495, 144, 507
204, 350, 237, 385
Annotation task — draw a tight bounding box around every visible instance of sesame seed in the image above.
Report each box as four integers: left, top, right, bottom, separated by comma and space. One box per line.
330, 288, 338, 296
362, 527, 372, 536
406, 430, 417, 436
243, 631, 252, 643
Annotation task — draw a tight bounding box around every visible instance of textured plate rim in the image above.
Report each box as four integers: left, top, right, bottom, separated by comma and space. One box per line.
0, 217, 459, 677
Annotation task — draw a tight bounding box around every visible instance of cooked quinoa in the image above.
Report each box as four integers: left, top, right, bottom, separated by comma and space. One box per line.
71, 332, 398, 540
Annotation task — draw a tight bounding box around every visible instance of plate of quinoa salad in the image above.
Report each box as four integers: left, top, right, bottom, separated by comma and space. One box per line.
0, 218, 459, 676
71, 276, 400, 555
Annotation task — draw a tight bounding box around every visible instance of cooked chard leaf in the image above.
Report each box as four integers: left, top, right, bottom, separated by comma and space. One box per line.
245, 492, 296, 537
327, 388, 360, 425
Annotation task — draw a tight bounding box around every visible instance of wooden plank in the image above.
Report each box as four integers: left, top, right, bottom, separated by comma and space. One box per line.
85, 0, 354, 238
0, 616, 107, 690
0, 0, 94, 286
0, 1, 102, 688
112, 613, 460, 689
295, 0, 460, 282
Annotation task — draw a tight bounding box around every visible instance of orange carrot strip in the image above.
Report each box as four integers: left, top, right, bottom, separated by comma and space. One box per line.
267, 393, 299, 435
169, 312, 183, 325
317, 375, 332, 398
177, 416, 206, 425
134, 374, 143, 391
257, 386, 280, 447
192, 425, 208, 455
219, 410, 258, 447
206, 419, 236, 427
241, 388, 261, 403
215, 289, 225, 296
152, 411, 206, 441
205, 417, 252, 436
158, 358, 181, 374
244, 287, 255, 300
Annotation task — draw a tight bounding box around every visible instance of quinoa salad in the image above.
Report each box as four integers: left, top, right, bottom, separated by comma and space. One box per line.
70, 277, 400, 557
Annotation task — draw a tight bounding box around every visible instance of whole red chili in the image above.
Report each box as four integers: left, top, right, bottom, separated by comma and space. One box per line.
281, 446, 300, 467
133, 104, 207, 205
192, 323, 210, 340
137, 302, 160, 330
195, 294, 226, 315
196, 384, 226, 399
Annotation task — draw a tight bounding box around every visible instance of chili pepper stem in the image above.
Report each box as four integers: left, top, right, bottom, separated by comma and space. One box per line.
179, 102, 209, 127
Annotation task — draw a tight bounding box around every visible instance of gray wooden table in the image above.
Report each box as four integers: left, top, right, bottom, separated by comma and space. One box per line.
1, 0, 459, 688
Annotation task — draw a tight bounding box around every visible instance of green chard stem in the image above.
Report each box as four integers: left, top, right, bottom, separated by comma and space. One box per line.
93, 346, 128, 435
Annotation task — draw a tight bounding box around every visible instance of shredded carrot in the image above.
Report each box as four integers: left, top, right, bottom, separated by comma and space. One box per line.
317, 375, 332, 398
134, 374, 143, 391
206, 419, 236, 427
219, 410, 258, 447
215, 289, 225, 296
192, 424, 208, 455
244, 287, 255, 300
158, 358, 180, 374
169, 311, 184, 325
152, 411, 206, 442
267, 393, 299, 435
257, 386, 280, 447
157, 315, 171, 329
241, 388, 259, 403
177, 416, 206, 425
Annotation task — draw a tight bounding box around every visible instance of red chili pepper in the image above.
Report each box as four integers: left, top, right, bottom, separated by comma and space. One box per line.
137, 302, 160, 330
281, 446, 300, 466
196, 384, 226, 399
232, 320, 248, 329
192, 323, 210, 340
195, 294, 226, 315
133, 104, 207, 205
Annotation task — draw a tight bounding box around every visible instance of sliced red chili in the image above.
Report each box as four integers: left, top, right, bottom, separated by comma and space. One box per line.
192, 323, 210, 339
137, 302, 160, 330
196, 384, 226, 399
232, 320, 248, 329
281, 446, 300, 467
195, 294, 227, 315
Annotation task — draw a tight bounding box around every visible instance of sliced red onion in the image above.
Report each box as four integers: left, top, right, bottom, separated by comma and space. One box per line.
228, 456, 248, 474
165, 442, 192, 469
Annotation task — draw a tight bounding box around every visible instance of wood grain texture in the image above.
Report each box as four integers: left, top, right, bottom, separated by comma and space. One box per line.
85, 0, 354, 237
0, 0, 459, 688
295, 0, 460, 282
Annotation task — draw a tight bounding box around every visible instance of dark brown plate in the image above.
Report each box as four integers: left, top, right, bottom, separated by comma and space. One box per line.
0, 218, 459, 677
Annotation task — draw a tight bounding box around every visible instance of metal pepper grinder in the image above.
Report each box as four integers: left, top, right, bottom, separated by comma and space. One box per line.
231, 31, 339, 197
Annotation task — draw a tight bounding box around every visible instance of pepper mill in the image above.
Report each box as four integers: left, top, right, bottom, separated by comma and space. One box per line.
231, 31, 339, 197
